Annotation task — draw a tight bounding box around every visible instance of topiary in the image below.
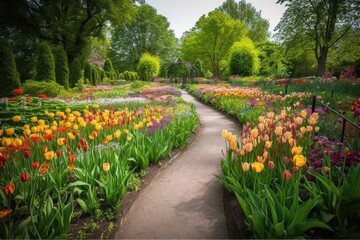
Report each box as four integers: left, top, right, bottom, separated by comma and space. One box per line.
22, 80, 65, 97
137, 53, 160, 81
84, 62, 93, 84
0, 39, 21, 97
229, 38, 259, 76
104, 59, 116, 80
53, 45, 69, 90
69, 57, 82, 88
34, 42, 56, 82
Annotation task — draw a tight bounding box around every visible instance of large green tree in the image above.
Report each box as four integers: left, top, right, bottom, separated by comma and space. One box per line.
256, 41, 288, 77
0, 0, 135, 64
275, 0, 360, 76
216, 0, 270, 42
0, 39, 20, 97
108, 4, 178, 72
182, 11, 247, 77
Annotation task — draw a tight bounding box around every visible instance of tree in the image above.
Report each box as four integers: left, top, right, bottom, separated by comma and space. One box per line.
0, 39, 20, 97
216, 0, 270, 42
0, 0, 135, 64
256, 41, 288, 77
69, 58, 82, 88
137, 53, 160, 81
182, 11, 247, 77
108, 4, 178, 72
54, 45, 69, 90
34, 42, 56, 82
229, 38, 259, 76
275, 0, 360, 76
194, 59, 205, 77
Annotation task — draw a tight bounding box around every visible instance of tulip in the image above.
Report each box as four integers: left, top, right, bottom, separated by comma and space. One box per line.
241, 162, 250, 171
5, 128, 14, 136
103, 162, 110, 172
293, 154, 306, 167
40, 167, 47, 174
24, 150, 30, 159
3, 184, 15, 195
324, 166, 330, 173
0, 129, 3, 137
291, 146, 303, 155
0, 209, 12, 219
114, 131, 121, 139
244, 143, 253, 153
283, 170, 291, 181
68, 164, 75, 172
344, 147, 349, 156
68, 154, 75, 163
127, 136, 132, 142
12, 138, 22, 147
265, 141, 272, 149
12, 115, 21, 122
13, 88, 23, 95
44, 151, 55, 160
256, 156, 265, 163
251, 162, 264, 173
56, 150, 61, 157
275, 126, 283, 136
268, 161, 274, 170
300, 109, 307, 118
32, 162, 40, 170
57, 138, 66, 146
20, 173, 29, 183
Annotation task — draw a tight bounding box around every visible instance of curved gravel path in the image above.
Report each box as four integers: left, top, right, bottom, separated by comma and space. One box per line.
114, 90, 241, 239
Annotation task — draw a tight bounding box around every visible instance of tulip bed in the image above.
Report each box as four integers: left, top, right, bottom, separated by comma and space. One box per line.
0, 83, 198, 239
187, 84, 360, 238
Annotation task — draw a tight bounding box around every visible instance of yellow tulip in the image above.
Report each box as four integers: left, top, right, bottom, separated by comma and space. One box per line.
57, 138, 66, 146
252, 162, 264, 173
5, 128, 14, 136
114, 131, 121, 139
103, 162, 110, 172
37, 119, 45, 126
31, 116, 38, 122
106, 135, 113, 141
67, 132, 75, 140
12, 138, 22, 147
12, 115, 21, 122
2, 138, 12, 147
291, 146, 302, 155
44, 151, 55, 160
47, 113, 54, 118
0, 129, 3, 137
293, 154, 306, 167
127, 136, 132, 142
265, 141, 272, 149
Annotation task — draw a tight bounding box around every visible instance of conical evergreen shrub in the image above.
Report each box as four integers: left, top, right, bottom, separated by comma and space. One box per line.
69, 57, 82, 88
35, 42, 56, 82
54, 45, 69, 90
0, 39, 20, 97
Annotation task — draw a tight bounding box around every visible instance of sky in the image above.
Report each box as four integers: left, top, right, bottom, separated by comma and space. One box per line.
145, 0, 287, 39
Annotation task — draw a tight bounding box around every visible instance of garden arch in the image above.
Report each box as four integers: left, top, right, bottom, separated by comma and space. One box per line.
167, 62, 198, 84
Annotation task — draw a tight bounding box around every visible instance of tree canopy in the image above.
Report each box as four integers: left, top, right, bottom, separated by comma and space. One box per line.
216, 0, 270, 42
108, 4, 178, 73
182, 11, 247, 77
275, 0, 360, 76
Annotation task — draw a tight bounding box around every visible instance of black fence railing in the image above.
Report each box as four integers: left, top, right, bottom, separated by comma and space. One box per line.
311, 95, 360, 143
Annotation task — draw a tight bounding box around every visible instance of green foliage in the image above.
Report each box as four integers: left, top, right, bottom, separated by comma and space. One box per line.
229, 38, 259, 76
69, 57, 82, 88
84, 62, 93, 84
53, 45, 69, 90
137, 53, 160, 81
108, 4, 178, 73
181, 11, 247, 77
194, 59, 205, 77
103, 59, 116, 80
216, 0, 270, 42
34, 42, 56, 82
22, 80, 65, 97
0, 39, 20, 97
122, 71, 138, 81
256, 41, 289, 77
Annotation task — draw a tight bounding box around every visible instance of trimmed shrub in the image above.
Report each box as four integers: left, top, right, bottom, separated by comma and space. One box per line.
194, 59, 205, 77
104, 59, 116, 80
229, 38, 259, 76
84, 62, 92, 84
0, 39, 20, 97
23, 80, 64, 97
53, 45, 69, 90
100, 69, 106, 82
137, 53, 160, 81
34, 42, 56, 82
69, 57, 82, 88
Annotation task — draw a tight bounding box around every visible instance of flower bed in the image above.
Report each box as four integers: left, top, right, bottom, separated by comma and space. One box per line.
188, 84, 360, 238
0, 84, 198, 239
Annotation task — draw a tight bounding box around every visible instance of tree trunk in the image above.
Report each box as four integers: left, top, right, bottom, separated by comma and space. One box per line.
317, 46, 328, 76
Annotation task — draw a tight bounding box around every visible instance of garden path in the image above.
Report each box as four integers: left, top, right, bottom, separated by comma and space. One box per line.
114, 90, 241, 239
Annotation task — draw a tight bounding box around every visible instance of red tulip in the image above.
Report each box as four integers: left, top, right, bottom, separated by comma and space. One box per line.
283, 170, 292, 181
3, 184, 15, 195
24, 150, 31, 159
13, 88, 23, 95
32, 162, 40, 170
20, 173, 29, 183
56, 150, 61, 157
